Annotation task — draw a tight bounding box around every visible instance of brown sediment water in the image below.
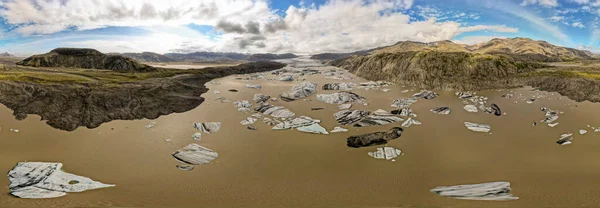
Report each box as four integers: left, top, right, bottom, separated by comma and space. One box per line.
1, 59, 600, 208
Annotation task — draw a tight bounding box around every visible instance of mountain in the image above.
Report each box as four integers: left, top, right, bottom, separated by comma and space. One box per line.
471, 37, 593, 62
0, 52, 15, 57
164, 52, 249, 62
320, 37, 595, 62
247, 53, 298, 61
17, 48, 155, 72
333, 37, 600, 102
118, 52, 176, 62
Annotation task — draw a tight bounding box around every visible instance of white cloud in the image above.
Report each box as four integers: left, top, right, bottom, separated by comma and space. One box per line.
0, 0, 278, 35
549, 15, 565, 22
572, 21, 586, 28
521, 0, 558, 7
0, 0, 519, 54
477, 0, 568, 41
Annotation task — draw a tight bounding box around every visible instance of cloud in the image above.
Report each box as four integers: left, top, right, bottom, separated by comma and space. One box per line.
0, 0, 520, 54
475, 0, 568, 41
0, 0, 277, 35
572, 21, 586, 28
215, 21, 246, 34
521, 0, 559, 7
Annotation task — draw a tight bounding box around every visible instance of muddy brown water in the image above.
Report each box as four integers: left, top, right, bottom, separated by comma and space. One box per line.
1, 59, 600, 208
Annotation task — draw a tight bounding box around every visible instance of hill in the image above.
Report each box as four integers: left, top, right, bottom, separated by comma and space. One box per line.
333, 37, 600, 102
164, 52, 249, 62
472, 37, 593, 62
119, 52, 176, 62
248, 53, 298, 61
17, 48, 155, 72
0, 52, 15, 57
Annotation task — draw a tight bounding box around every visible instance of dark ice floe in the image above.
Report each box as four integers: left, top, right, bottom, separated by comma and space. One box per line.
430, 107, 451, 115
272, 116, 321, 130
317, 91, 367, 105
368, 147, 402, 160
331, 126, 349, 133
338, 103, 352, 110
354, 114, 404, 127
172, 144, 218, 165
347, 127, 403, 148
297, 123, 329, 134
455, 91, 474, 99
334, 110, 370, 125
541, 108, 560, 124
322, 82, 356, 90
233, 100, 252, 108
357, 81, 392, 90
246, 84, 262, 89
253, 94, 271, 103
176, 165, 194, 171
391, 97, 418, 108
280, 81, 318, 102
557, 133, 573, 145
430, 181, 519, 201
240, 117, 257, 125
463, 105, 478, 113
276, 75, 294, 81
193, 122, 222, 134
491, 104, 502, 116
8, 162, 114, 199
401, 118, 422, 128
464, 122, 491, 133
391, 108, 413, 117
255, 103, 295, 118
413, 90, 438, 100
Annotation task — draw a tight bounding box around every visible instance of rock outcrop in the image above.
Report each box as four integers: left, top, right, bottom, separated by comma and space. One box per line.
347, 127, 403, 148
0, 61, 285, 131
8, 162, 114, 199
17, 48, 156, 72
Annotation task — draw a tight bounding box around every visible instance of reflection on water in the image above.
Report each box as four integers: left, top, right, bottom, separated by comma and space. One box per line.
1, 58, 600, 208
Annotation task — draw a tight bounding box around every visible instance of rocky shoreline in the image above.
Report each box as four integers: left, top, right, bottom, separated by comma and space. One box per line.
0, 62, 285, 131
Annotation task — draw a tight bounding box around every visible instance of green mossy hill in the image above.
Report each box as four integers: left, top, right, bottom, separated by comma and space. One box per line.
17, 48, 156, 72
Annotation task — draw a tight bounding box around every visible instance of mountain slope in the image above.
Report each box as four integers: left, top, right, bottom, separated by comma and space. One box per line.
334, 37, 600, 102
0, 52, 15, 57
17, 48, 155, 72
472, 38, 593, 62
164, 52, 249, 62
248, 53, 298, 61
119, 52, 176, 62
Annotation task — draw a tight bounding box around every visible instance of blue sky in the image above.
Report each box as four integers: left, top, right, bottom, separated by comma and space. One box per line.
0, 0, 598, 55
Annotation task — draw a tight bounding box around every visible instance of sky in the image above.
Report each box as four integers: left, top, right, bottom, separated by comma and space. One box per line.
0, 0, 599, 56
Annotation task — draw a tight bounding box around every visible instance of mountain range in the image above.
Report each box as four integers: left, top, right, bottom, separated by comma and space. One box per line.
113, 52, 298, 63
313, 37, 599, 62
0, 52, 15, 57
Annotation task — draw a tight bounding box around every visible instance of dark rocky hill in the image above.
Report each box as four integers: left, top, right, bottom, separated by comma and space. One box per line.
17, 48, 155, 72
